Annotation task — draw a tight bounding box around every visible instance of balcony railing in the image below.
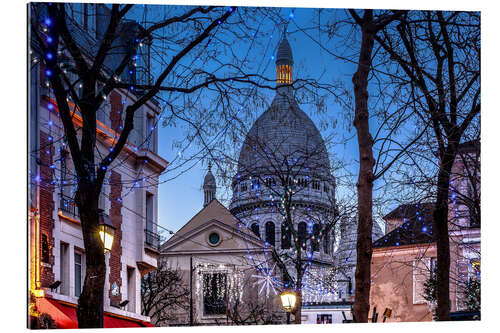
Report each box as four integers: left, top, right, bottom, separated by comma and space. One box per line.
144, 229, 161, 251
59, 194, 79, 217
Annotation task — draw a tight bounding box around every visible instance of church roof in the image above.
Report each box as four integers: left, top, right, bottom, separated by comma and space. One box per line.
374, 203, 436, 248
160, 199, 261, 251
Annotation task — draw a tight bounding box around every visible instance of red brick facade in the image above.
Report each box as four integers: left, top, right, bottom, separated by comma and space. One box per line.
108, 171, 123, 305
39, 131, 55, 288
110, 91, 123, 133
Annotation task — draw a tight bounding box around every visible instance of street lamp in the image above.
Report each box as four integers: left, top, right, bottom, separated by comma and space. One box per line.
280, 290, 296, 324
98, 209, 115, 253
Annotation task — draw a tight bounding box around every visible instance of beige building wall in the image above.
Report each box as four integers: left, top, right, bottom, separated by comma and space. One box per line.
370, 244, 437, 322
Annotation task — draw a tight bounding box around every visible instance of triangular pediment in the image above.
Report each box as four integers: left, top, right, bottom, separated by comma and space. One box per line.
161, 199, 266, 253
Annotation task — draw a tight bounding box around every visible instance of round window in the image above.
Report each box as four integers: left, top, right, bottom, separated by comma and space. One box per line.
208, 232, 220, 246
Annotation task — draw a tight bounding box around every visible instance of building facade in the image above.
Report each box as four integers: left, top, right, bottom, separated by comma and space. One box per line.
159, 183, 285, 325
369, 141, 480, 322
28, 3, 167, 328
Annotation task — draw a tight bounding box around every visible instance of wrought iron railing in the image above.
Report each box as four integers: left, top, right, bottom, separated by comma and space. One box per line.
144, 229, 161, 250
59, 194, 78, 217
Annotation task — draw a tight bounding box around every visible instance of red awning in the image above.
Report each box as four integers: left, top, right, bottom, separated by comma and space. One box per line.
36, 297, 155, 328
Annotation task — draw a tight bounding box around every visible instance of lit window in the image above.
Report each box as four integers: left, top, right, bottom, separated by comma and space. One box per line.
470, 260, 480, 281
203, 273, 227, 315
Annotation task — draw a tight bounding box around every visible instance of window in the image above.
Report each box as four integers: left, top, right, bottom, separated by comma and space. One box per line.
240, 182, 247, 192
265, 221, 275, 246
98, 188, 106, 211
146, 115, 157, 153
281, 223, 291, 250
323, 232, 329, 254
146, 192, 155, 232
127, 267, 136, 313
60, 243, 69, 295
250, 223, 260, 238
251, 179, 260, 190
312, 181, 320, 190
312, 224, 320, 252
74, 251, 84, 297
298, 222, 307, 250
413, 258, 431, 304
203, 273, 227, 315
60, 150, 71, 197
41, 233, 50, 264
470, 260, 480, 282
317, 314, 332, 324
264, 177, 276, 187
208, 232, 221, 246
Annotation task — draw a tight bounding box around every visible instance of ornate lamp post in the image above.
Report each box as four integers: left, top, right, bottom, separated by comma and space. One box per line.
280, 290, 297, 324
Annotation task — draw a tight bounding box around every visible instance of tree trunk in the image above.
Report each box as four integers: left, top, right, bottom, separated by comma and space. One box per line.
352, 15, 376, 323
294, 275, 302, 324
434, 147, 457, 321
75, 186, 107, 328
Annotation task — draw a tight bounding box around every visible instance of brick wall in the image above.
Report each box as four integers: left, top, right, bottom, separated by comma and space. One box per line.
39, 131, 55, 288
108, 171, 123, 305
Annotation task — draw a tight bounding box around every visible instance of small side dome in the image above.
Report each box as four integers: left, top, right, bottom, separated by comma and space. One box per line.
203, 162, 216, 189
203, 161, 216, 206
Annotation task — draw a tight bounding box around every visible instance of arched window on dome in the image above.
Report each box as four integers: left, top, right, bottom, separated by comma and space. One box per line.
312, 223, 320, 252
265, 221, 275, 246
298, 222, 307, 250
323, 231, 329, 254
250, 223, 260, 238
281, 223, 291, 249
240, 182, 247, 192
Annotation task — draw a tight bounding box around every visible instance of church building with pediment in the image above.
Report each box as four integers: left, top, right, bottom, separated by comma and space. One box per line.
160, 180, 285, 325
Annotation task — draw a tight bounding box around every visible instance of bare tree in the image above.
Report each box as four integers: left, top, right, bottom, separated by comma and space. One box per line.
346, 9, 406, 322
141, 261, 190, 326
29, 3, 285, 327
372, 11, 480, 320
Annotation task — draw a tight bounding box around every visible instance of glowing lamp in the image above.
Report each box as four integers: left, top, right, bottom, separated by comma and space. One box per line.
98, 209, 115, 253
280, 290, 296, 312
33, 289, 45, 298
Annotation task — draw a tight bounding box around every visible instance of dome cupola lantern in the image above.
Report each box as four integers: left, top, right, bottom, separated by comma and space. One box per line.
276, 27, 293, 86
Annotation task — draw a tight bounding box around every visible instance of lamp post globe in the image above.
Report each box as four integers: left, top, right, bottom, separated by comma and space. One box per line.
279, 290, 296, 324
97, 209, 115, 253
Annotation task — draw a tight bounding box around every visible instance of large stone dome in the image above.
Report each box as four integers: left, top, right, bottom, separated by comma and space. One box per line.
235, 87, 331, 181
228, 32, 336, 273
